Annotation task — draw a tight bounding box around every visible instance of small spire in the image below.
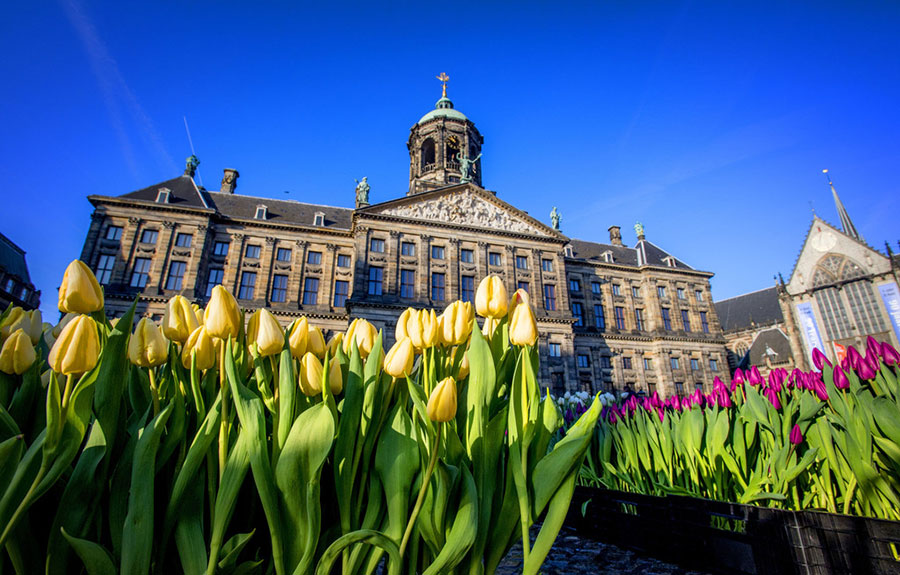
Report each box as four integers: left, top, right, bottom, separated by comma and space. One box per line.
436, 72, 449, 98
823, 169, 862, 241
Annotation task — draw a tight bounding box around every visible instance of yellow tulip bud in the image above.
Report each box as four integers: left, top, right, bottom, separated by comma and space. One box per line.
299, 352, 324, 396
508, 295, 538, 347
128, 318, 168, 368
48, 315, 100, 375
395, 308, 414, 343
205, 285, 241, 340
408, 309, 438, 350
182, 326, 216, 370
458, 352, 470, 380
481, 316, 498, 338
252, 309, 284, 357
326, 332, 343, 357
440, 301, 474, 346
344, 318, 377, 358
307, 325, 326, 358
1, 308, 42, 345
192, 304, 204, 326
475, 275, 508, 319
427, 376, 457, 422
58, 260, 104, 314
162, 295, 199, 344
0, 329, 36, 375
24, 310, 42, 345
327, 358, 343, 395
288, 317, 309, 359
52, 312, 77, 339
0, 307, 24, 341
384, 337, 415, 378
507, 288, 531, 324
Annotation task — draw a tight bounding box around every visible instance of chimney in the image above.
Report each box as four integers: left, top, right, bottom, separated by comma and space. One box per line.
221, 168, 239, 194
608, 225, 623, 246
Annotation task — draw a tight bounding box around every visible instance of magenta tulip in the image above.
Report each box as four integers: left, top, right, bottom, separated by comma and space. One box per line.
866, 336, 881, 359
790, 424, 803, 445
733, 369, 745, 385
812, 380, 829, 401
883, 343, 900, 367
812, 348, 831, 371
763, 387, 782, 409
856, 360, 876, 381
749, 366, 763, 386
833, 365, 850, 389
847, 346, 863, 370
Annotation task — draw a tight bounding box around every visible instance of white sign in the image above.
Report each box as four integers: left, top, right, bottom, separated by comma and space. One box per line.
796, 302, 825, 368
879, 282, 900, 341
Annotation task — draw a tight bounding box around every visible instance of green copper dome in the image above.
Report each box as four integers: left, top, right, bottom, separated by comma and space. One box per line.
418, 96, 468, 124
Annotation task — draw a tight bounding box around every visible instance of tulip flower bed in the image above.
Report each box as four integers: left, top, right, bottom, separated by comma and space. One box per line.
580, 341, 900, 523
0, 262, 601, 575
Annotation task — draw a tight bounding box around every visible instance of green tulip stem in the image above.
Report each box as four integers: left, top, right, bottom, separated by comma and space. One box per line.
218, 340, 230, 482
399, 422, 442, 559
148, 369, 161, 417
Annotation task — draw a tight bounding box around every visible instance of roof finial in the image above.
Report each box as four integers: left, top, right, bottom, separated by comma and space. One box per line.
436, 72, 449, 98
634, 221, 645, 241
823, 169, 862, 241
185, 155, 200, 177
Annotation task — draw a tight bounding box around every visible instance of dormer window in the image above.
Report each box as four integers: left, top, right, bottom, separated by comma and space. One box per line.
156, 188, 171, 203
601, 250, 614, 263
314, 212, 325, 227
565, 245, 574, 257
663, 256, 677, 268
255, 205, 267, 220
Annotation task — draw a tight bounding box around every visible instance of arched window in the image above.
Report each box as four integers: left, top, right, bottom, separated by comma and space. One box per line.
421, 138, 435, 172
446, 136, 460, 170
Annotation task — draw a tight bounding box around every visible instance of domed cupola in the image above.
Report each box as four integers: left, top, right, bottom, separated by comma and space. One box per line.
407, 73, 484, 195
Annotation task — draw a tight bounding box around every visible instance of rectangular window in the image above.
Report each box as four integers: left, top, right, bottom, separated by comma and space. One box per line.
431, 272, 445, 301
130, 258, 151, 288
3, 278, 13, 293
670, 357, 680, 370
516, 255, 528, 270
657, 285, 667, 299
461, 275, 475, 303
572, 302, 584, 327
661, 307, 672, 330
245, 245, 261, 259
271, 274, 288, 303
488, 252, 501, 266
690, 358, 699, 371
214, 241, 230, 256
600, 356, 611, 369
549, 342, 561, 357
140, 229, 158, 244
333, 280, 349, 307
95, 255, 115, 285
632, 286, 641, 298
634, 308, 644, 331
165, 261, 186, 290
337, 254, 351, 268
681, 309, 691, 331
543, 284, 556, 311
303, 277, 319, 305
695, 289, 704, 302
700, 311, 709, 333
517, 281, 530, 293
677, 287, 685, 300
205, 268, 224, 297
370, 238, 385, 253
612, 284, 621, 296
569, 278, 581, 293
431, 245, 445, 260
577, 354, 590, 368
594, 304, 606, 330
541, 259, 553, 272
623, 357, 633, 370
643, 357, 653, 370
675, 382, 684, 396
276, 248, 292, 262
614, 306, 626, 329
591, 282, 602, 295
367, 266, 383, 295
460, 249, 474, 263
175, 233, 193, 248
105, 226, 123, 241
710, 359, 719, 371
239, 271, 257, 299
401, 242, 415, 256
306, 251, 322, 265
400, 270, 416, 298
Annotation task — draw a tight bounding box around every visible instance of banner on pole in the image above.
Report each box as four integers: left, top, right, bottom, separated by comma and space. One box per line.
879, 282, 900, 342
796, 302, 825, 368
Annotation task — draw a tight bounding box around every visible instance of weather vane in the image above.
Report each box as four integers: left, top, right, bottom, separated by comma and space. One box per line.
436, 72, 449, 98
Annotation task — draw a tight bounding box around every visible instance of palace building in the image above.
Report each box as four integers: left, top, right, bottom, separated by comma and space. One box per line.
78, 80, 730, 395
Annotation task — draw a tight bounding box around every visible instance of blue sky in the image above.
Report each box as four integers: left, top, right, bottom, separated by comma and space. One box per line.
2, 1, 899, 319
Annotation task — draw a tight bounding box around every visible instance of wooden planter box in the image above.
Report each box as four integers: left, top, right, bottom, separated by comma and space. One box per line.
565, 487, 900, 575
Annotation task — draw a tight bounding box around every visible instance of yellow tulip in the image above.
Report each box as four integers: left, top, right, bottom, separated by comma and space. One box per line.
299, 352, 324, 396
0, 307, 24, 342
254, 309, 285, 357
52, 312, 77, 339
395, 308, 414, 342
162, 295, 199, 343
182, 326, 216, 370
48, 315, 100, 375
328, 358, 343, 395
307, 325, 326, 358
0, 329, 36, 375
192, 304, 204, 326
344, 318, 377, 358
427, 376, 457, 422
440, 301, 474, 346
128, 318, 168, 368
509, 295, 538, 347
24, 310, 42, 345
475, 275, 508, 319
458, 352, 470, 380
408, 309, 439, 350
1, 308, 41, 345
58, 260, 104, 314
326, 332, 343, 357
288, 317, 309, 359
205, 285, 241, 340
384, 337, 415, 378
481, 316, 499, 338
507, 288, 531, 324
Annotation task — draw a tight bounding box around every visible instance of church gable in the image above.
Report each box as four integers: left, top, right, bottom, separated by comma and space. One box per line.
362, 186, 559, 238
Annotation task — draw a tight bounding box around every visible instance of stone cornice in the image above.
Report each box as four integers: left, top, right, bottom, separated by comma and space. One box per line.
88, 196, 214, 217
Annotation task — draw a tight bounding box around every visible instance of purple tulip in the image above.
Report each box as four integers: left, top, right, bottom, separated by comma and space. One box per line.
733, 369, 745, 385
656, 408, 665, 422
840, 356, 851, 372
812, 379, 829, 401
833, 365, 850, 389
790, 424, 803, 445
883, 343, 900, 367
763, 387, 782, 410
812, 348, 831, 371
856, 360, 876, 381
867, 336, 882, 359
848, 346, 863, 370
749, 366, 763, 386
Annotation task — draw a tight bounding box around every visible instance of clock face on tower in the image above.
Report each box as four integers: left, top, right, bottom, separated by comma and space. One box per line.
811, 229, 837, 252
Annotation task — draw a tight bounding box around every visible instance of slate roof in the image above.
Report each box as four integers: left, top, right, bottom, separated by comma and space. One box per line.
203, 192, 353, 230
120, 175, 209, 209
635, 240, 694, 270
0, 232, 31, 281
714, 287, 783, 332
748, 327, 794, 366
567, 239, 639, 266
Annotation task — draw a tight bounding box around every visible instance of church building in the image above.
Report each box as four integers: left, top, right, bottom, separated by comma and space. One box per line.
78, 79, 730, 395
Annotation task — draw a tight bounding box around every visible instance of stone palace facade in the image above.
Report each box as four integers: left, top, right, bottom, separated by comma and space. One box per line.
78, 85, 730, 395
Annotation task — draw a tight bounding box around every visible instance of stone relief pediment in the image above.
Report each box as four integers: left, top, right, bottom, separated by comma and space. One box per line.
374, 189, 553, 237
